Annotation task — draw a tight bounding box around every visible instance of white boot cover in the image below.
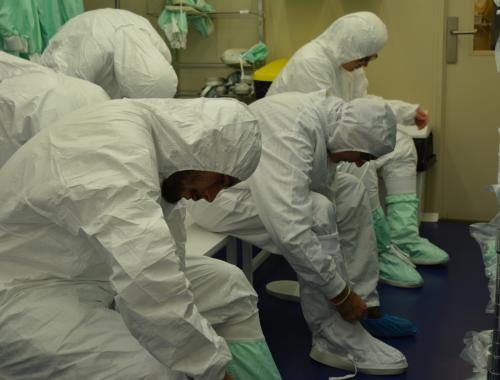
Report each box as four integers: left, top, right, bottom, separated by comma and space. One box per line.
310, 312, 408, 375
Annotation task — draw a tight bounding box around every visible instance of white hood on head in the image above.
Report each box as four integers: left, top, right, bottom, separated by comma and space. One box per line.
134, 97, 261, 181
326, 96, 396, 157
317, 11, 388, 65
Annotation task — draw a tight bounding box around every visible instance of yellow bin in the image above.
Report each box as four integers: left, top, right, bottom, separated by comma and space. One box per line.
252, 58, 288, 99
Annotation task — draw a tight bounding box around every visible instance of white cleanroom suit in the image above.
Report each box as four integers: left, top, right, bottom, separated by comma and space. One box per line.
0, 53, 110, 168
0, 98, 281, 380
40, 8, 178, 99
268, 11, 448, 286
188, 90, 409, 375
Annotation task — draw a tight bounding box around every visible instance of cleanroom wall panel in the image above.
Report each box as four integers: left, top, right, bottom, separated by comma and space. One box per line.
84, 0, 114, 10
264, 1, 344, 60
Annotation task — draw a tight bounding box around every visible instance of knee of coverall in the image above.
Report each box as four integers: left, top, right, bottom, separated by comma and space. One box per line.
374, 130, 417, 179
310, 191, 337, 236
195, 257, 259, 326
336, 163, 380, 211
334, 172, 370, 226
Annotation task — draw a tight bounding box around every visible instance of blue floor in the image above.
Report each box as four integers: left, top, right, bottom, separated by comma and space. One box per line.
250, 221, 493, 379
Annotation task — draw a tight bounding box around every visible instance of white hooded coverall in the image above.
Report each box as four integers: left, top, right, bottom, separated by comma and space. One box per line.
0, 98, 270, 380
0, 52, 110, 168
188, 91, 408, 372
40, 8, 178, 99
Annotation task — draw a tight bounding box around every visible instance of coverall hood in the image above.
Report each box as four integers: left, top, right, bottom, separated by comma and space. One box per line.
324, 94, 397, 157
267, 12, 388, 101
317, 11, 388, 65
140, 97, 262, 182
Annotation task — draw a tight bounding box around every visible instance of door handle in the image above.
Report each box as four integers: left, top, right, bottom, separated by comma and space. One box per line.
450, 29, 478, 35
447, 17, 477, 64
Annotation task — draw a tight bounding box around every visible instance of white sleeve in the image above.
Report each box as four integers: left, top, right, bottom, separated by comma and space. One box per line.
364, 94, 418, 126
248, 132, 346, 299
113, 26, 178, 98
386, 99, 418, 126
74, 188, 230, 380
162, 200, 187, 268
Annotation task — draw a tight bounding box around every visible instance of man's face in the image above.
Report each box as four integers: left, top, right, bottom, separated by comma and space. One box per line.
341, 54, 378, 72
329, 151, 376, 167
161, 170, 239, 203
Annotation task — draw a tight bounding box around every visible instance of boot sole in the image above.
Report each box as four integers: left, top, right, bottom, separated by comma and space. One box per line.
265, 280, 300, 303
379, 277, 423, 288
310, 346, 407, 375
410, 257, 450, 266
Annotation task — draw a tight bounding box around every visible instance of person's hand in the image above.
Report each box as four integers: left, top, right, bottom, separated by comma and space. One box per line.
415, 107, 429, 129
223, 372, 235, 380
331, 287, 367, 322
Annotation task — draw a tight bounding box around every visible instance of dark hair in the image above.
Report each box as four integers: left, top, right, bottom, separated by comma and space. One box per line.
359, 152, 376, 161
161, 172, 185, 203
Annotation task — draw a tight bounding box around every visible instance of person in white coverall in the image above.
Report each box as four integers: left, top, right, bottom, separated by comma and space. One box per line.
268, 11, 449, 288
39, 8, 178, 99
0, 98, 282, 380
188, 90, 411, 375
0, 52, 110, 168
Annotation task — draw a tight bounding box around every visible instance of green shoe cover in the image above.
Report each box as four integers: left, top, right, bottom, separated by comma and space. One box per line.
372, 207, 423, 287
378, 245, 423, 288
386, 194, 449, 265
226, 341, 282, 380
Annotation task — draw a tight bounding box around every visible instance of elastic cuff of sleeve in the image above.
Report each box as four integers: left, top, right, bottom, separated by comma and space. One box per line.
321, 276, 347, 300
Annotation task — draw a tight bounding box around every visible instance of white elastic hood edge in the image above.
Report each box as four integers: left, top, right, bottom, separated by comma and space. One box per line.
317, 11, 388, 65
325, 95, 397, 157
140, 97, 262, 182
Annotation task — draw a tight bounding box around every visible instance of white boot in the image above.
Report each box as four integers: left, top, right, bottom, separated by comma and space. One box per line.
310, 312, 408, 376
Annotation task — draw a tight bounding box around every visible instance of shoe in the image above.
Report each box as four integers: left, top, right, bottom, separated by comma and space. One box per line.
310, 313, 408, 375
379, 245, 423, 288
361, 314, 418, 337
386, 193, 450, 265
265, 280, 300, 302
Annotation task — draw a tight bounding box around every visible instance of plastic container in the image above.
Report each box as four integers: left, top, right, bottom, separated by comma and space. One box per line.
252, 58, 289, 99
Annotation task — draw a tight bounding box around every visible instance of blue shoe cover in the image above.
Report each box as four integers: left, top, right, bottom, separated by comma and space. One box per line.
361, 314, 418, 338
